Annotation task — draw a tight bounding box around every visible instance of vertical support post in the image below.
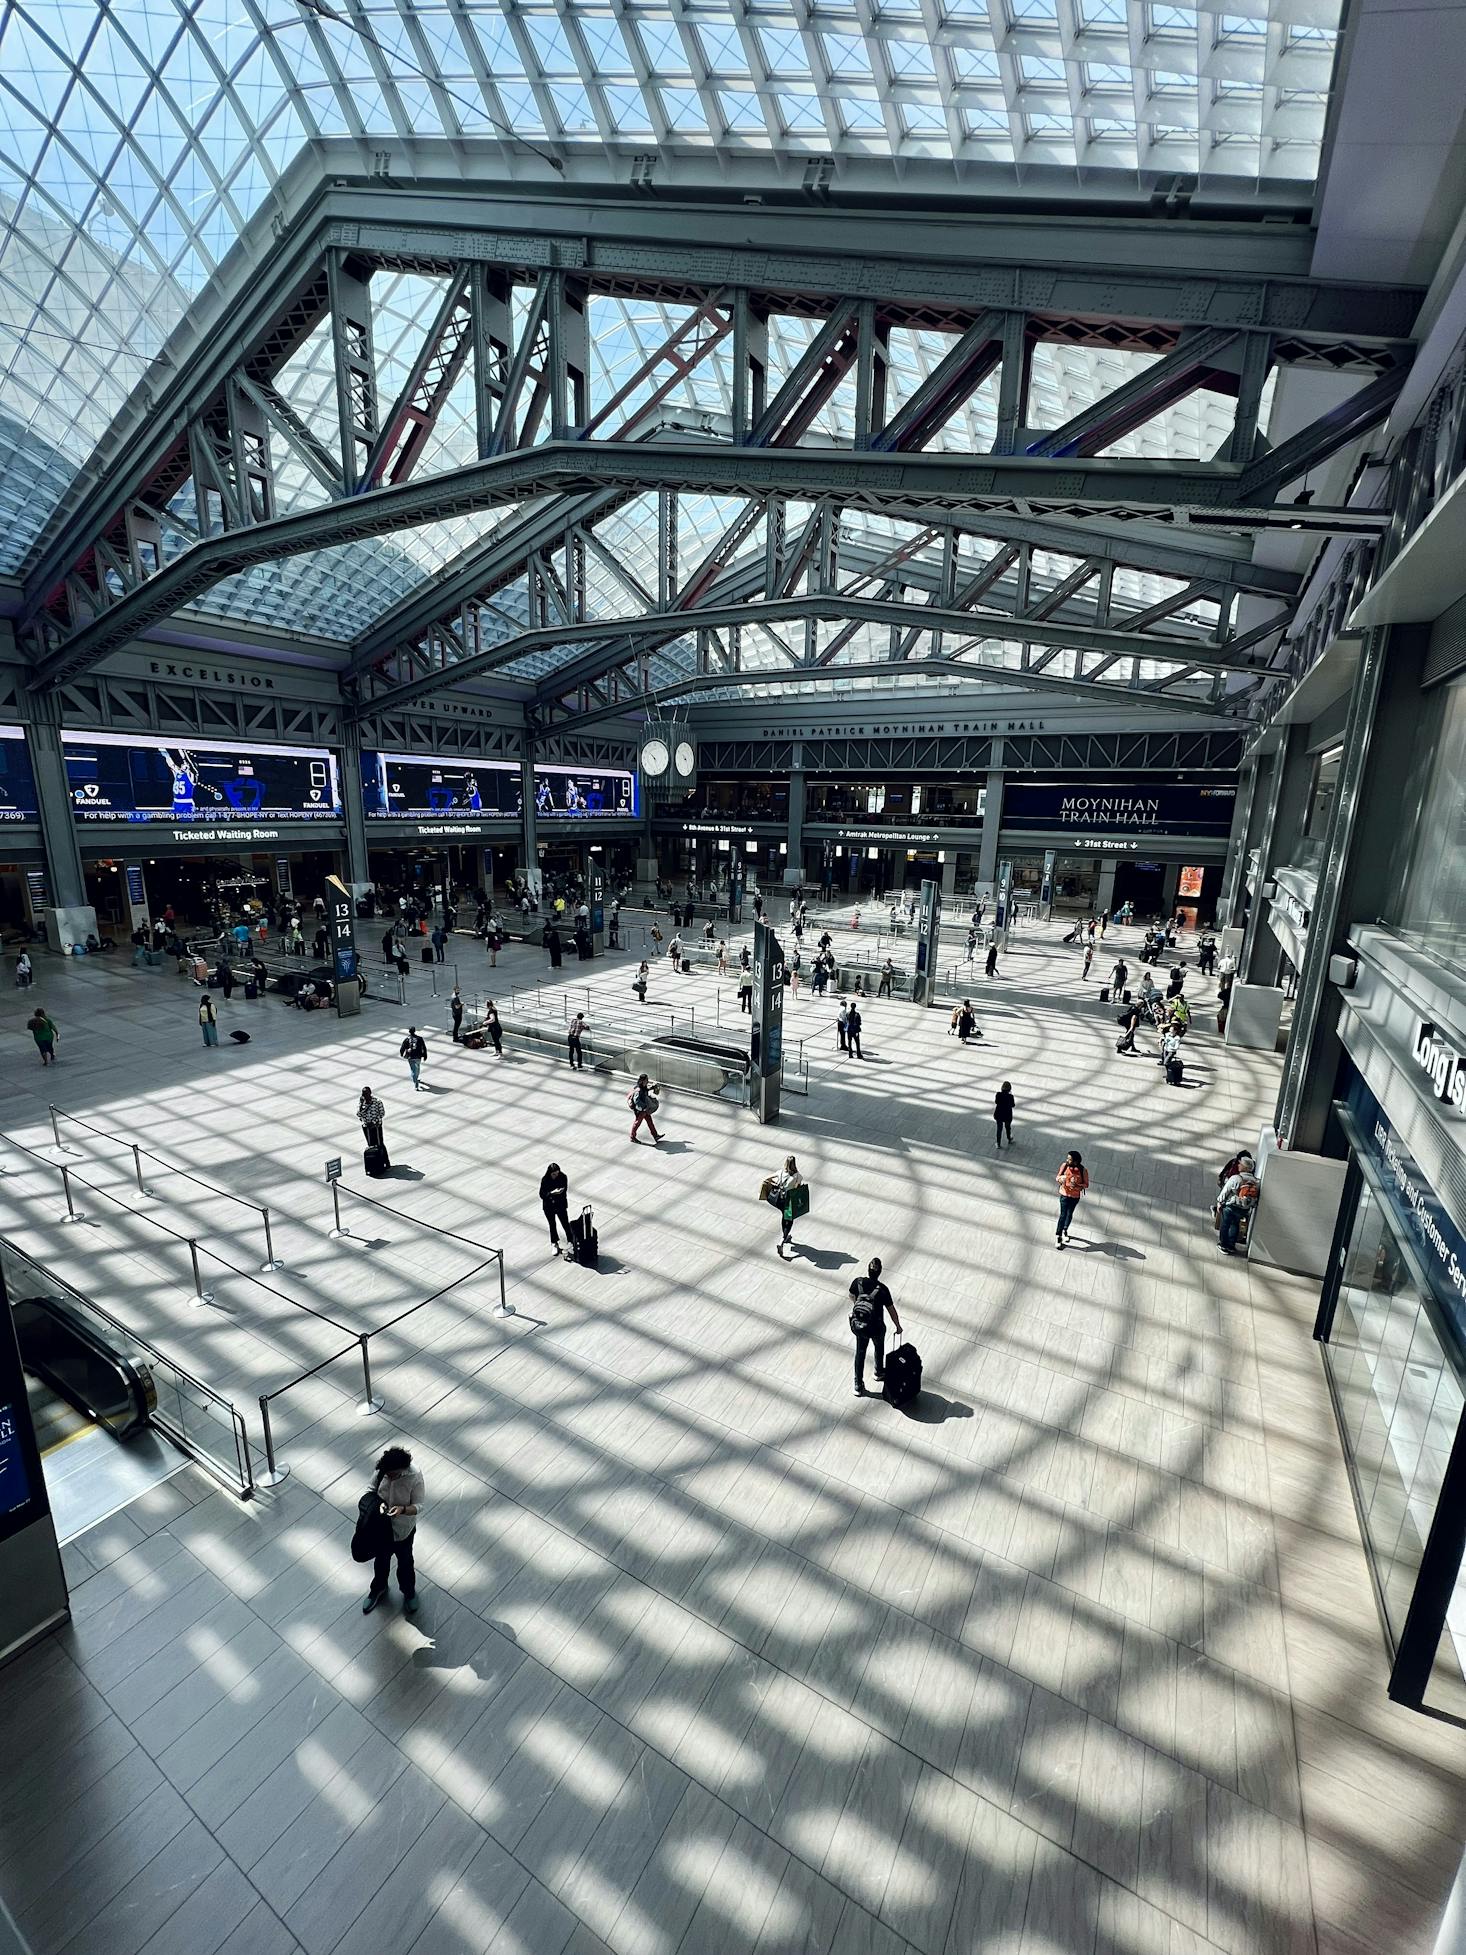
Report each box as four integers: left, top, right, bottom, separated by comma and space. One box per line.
494, 1251, 513, 1317
750, 917, 785, 1124
48, 1106, 66, 1154
260, 1206, 282, 1273
257, 1396, 290, 1486
187, 1239, 214, 1308
58, 1166, 82, 1223
328, 1181, 350, 1240
993, 313, 1026, 457
326, 252, 378, 494
357, 1334, 383, 1415
26, 712, 92, 919
131, 1144, 147, 1195
731, 291, 768, 441
910, 877, 942, 1008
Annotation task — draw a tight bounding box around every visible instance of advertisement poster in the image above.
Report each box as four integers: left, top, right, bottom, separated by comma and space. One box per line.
361, 753, 638, 821
63, 732, 341, 825
0, 725, 38, 823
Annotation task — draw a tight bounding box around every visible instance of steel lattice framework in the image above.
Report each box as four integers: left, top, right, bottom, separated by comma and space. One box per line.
8, 175, 1419, 729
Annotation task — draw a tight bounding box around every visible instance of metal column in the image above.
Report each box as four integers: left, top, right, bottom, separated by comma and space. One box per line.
519, 748, 540, 902
976, 768, 1004, 890
24, 714, 88, 910
785, 766, 805, 889
336, 720, 371, 888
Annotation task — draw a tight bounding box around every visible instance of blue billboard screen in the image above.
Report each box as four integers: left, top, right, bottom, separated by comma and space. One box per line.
0, 725, 38, 824
63, 732, 342, 824
362, 752, 637, 820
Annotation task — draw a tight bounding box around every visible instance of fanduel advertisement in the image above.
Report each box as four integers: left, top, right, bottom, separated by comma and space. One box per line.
63, 732, 342, 824
361, 752, 637, 820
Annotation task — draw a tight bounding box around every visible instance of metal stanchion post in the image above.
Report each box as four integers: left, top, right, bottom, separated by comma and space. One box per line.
328, 1182, 350, 1240
187, 1238, 214, 1307
257, 1396, 290, 1486
494, 1252, 514, 1318
131, 1144, 149, 1196
49, 1105, 71, 1154
357, 1334, 383, 1414
260, 1206, 283, 1272
58, 1165, 83, 1223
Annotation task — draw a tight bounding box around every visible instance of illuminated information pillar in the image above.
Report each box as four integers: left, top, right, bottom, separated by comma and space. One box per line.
326, 873, 361, 1018
910, 876, 942, 1007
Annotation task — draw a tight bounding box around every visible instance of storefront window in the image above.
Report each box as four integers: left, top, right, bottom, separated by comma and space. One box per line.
1392, 676, 1466, 971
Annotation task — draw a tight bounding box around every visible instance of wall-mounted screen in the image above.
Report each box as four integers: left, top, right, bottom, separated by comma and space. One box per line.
1002, 778, 1236, 838
63, 732, 342, 824
534, 764, 637, 818
361, 753, 637, 820
362, 753, 518, 818
0, 725, 38, 823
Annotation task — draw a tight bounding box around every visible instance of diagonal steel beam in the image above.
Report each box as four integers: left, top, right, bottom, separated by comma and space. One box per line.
360, 268, 475, 489
1027, 327, 1241, 459
540, 654, 1232, 731
1239, 363, 1408, 501
31, 442, 1380, 690
870, 311, 1003, 453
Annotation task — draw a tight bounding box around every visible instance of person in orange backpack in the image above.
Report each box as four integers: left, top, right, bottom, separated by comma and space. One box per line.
1054, 1150, 1090, 1248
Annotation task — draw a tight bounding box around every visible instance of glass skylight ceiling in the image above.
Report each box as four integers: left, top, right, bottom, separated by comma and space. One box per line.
0, 0, 1338, 681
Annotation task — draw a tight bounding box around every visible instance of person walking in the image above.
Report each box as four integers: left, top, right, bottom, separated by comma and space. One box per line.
984, 941, 999, 979
716, 939, 728, 976
429, 924, 446, 965
214, 959, 235, 1002
789, 951, 801, 998
14, 951, 32, 989
545, 924, 563, 970
539, 1162, 572, 1254
567, 1011, 587, 1070
965, 928, 978, 964
848, 1258, 901, 1397
765, 1154, 806, 1255
878, 959, 894, 998
738, 965, 753, 1014
1054, 1150, 1090, 1248
27, 1007, 58, 1066
485, 1001, 504, 1058
993, 1082, 1015, 1149
357, 1086, 388, 1166
1116, 999, 1143, 1054
489, 921, 503, 967
199, 994, 218, 1047
1110, 957, 1129, 996
449, 988, 464, 1043
361, 1445, 424, 1616
1082, 943, 1094, 981
837, 999, 850, 1052
847, 1000, 864, 1059
669, 934, 683, 973
956, 999, 981, 1044
628, 1074, 662, 1145
400, 1026, 427, 1091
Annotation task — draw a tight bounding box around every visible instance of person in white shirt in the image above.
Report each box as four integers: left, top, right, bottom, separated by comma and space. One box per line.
363, 1445, 425, 1615
767, 1154, 806, 1254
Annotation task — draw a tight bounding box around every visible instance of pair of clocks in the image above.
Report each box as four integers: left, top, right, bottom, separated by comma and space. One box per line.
640, 735, 696, 782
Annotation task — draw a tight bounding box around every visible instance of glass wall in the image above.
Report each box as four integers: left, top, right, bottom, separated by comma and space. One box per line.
1390, 675, 1466, 971
1322, 1133, 1466, 1717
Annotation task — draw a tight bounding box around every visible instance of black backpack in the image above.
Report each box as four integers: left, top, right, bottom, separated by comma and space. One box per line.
350, 1482, 391, 1563
849, 1280, 878, 1335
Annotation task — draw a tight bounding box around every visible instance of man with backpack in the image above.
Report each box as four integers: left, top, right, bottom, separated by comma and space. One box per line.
1217, 1159, 1261, 1255
848, 1257, 902, 1397
628, 1074, 662, 1144
399, 1026, 427, 1091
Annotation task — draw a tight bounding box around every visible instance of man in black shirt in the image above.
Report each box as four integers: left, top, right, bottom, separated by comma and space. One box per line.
848, 1257, 902, 1397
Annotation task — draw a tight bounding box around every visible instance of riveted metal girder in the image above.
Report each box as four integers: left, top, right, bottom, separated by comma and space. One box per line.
30, 441, 1383, 691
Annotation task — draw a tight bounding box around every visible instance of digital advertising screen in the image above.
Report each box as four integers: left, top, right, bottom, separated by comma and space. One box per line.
1002, 778, 1236, 837
63, 732, 342, 825
359, 752, 637, 821
534, 763, 636, 818
0, 724, 38, 823
361, 752, 518, 819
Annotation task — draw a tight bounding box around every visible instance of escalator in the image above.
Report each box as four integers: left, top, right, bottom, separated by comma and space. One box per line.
13, 1291, 175, 1541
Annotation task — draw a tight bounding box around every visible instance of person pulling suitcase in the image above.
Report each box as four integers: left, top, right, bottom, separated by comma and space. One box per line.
358, 1085, 389, 1174
848, 1258, 901, 1397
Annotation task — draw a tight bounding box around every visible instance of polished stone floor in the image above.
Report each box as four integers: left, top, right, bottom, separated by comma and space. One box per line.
0, 913, 1461, 1955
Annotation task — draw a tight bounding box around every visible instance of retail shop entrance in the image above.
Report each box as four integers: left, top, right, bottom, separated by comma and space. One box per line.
82, 848, 343, 934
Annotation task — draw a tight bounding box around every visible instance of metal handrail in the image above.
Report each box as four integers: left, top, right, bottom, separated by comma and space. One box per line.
260, 1201, 512, 1486
0, 1234, 253, 1498
49, 1103, 284, 1271
2, 1127, 353, 1331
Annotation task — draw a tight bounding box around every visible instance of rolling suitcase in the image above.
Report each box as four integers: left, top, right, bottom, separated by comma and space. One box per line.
364, 1143, 389, 1178
421, 946, 434, 964
1165, 1056, 1184, 1086
244, 979, 259, 1000
882, 1339, 922, 1408
566, 1205, 599, 1269
1099, 985, 1111, 1002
